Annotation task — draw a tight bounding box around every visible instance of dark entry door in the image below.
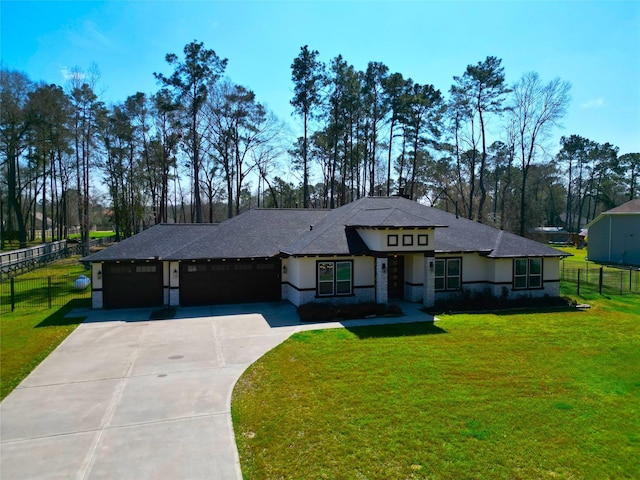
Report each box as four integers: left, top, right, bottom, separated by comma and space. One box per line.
387, 255, 404, 299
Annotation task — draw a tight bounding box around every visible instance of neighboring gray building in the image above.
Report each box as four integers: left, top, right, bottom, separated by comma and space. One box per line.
587, 199, 640, 267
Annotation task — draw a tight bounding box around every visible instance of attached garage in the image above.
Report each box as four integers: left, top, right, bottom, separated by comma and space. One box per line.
103, 261, 163, 309
179, 258, 281, 306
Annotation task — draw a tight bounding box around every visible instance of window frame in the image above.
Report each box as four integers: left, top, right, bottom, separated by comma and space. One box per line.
317, 260, 353, 297
513, 258, 543, 290
387, 234, 399, 247
402, 234, 414, 246
434, 257, 462, 292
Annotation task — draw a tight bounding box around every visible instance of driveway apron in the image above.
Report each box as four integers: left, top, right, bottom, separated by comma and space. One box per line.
0, 302, 432, 479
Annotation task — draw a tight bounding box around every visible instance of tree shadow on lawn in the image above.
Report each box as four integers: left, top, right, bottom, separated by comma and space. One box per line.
344, 321, 447, 339
35, 299, 89, 327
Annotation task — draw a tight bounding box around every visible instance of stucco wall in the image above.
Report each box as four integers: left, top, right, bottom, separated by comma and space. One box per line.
404, 254, 425, 302
356, 228, 435, 252
433, 255, 562, 302
91, 261, 103, 309
283, 256, 376, 306
168, 261, 180, 306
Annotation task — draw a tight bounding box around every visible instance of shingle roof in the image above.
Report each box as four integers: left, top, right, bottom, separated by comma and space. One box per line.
603, 199, 640, 214
586, 199, 640, 228
83, 196, 567, 262
82, 224, 217, 261
169, 209, 329, 259
283, 197, 445, 256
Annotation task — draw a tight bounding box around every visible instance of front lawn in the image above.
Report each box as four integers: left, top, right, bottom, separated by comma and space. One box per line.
232, 293, 640, 479
0, 257, 88, 400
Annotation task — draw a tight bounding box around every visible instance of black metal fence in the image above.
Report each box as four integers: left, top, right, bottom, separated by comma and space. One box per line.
0, 275, 91, 313
0, 237, 115, 281
560, 265, 640, 296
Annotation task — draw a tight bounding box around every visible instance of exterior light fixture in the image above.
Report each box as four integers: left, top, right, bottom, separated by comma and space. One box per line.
429, 260, 434, 272
283, 265, 287, 274
97, 269, 102, 280
381, 262, 387, 273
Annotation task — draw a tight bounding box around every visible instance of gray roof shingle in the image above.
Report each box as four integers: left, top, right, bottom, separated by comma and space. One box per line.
602, 199, 640, 214
169, 209, 329, 259
82, 224, 217, 262
83, 196, 567, 262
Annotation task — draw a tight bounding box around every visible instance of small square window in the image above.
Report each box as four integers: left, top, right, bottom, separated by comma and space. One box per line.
387, 234, 398, 246
418, 234, 428, 246
403, 234, 413, 246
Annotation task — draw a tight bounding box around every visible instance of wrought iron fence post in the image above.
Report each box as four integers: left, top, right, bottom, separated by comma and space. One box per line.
48, 276, 52, 309
620, 270, 623, 295
10, 277, 15, 312
577, 269, 581, 296
599, 267, 603, 295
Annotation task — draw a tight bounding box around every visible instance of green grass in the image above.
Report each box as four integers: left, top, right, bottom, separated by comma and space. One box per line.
1, 231, 114, 251
0, 257, 89, 400
232, 292, 640, 479
68, 231, 115, 240
11, 256, 90, 278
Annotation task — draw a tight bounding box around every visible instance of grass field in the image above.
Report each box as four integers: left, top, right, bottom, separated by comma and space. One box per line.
0, 257, 88, 400
69, 231, 115, 240
0, 231, 115, 252
232, 291, 640, 479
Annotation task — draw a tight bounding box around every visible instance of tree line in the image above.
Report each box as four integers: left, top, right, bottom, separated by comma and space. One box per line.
1, 40, 638, 252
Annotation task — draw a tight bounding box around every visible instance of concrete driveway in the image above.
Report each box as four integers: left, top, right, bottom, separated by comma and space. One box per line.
0, 301, 432, 479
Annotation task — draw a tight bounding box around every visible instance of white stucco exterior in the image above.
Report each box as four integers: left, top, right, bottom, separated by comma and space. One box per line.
91, 261, 104, 309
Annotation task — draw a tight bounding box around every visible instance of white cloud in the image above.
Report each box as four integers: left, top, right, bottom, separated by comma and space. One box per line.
60, 66, 85, 81
582, 98, 605, 109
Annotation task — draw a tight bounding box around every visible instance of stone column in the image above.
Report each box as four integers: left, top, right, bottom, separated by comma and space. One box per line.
423, 254, 435, 307
376, 257, 388, 304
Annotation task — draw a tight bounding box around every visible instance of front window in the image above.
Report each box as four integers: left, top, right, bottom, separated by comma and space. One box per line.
514, 258, 543, 289
435, 258, 461, 291
317, 260, 352, 296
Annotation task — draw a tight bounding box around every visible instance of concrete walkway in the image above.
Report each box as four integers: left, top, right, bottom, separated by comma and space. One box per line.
0, 301, 433, 480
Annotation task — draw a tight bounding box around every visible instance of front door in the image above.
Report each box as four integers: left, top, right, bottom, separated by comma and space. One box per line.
387, 255, 404, 299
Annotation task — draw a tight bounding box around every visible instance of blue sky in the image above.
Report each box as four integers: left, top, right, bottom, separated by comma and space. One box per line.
2, 0, 639, 155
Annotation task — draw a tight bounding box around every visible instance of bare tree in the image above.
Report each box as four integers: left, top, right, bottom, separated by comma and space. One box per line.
509, 72, 570, 236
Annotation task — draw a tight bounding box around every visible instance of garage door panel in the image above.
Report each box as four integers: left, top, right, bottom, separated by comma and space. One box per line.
103, 262, 163, 309
179, 260, 280, 306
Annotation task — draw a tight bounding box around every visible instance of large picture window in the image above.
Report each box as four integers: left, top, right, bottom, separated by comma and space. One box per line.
514, 258, 542, 289
434, 258, 461, 291
317, 261, 353, 296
